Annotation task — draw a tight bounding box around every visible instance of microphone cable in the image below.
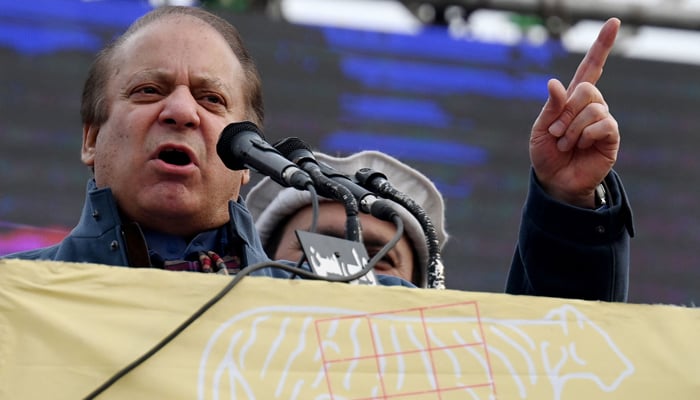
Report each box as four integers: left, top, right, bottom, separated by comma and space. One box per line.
355, 167, 445, 290
294, 182, 320, 270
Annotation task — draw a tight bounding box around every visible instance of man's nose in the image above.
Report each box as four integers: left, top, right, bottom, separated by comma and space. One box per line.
160, 86, 201, 129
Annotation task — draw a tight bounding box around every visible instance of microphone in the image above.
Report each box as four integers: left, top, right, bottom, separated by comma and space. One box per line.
274, 138, 353, 202
216, 121, 313, 191
316, 162, 399, 223
274, 138, 400, 223
356, 167, 445, 290
274, 137, 362, 242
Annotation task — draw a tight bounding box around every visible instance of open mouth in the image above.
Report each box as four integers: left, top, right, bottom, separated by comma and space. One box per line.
158, 148, 192, 166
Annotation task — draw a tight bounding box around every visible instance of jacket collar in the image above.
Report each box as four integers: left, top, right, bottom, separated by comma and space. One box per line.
75, 179, 270, 266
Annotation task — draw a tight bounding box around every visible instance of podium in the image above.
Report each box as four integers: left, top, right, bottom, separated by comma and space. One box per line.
0, 259, 698, 399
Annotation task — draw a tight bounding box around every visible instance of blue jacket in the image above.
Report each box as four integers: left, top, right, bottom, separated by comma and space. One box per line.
506, 169, 634, 301
3, 180, 413, 287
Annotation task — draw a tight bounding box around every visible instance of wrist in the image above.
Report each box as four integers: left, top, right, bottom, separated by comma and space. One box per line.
533, 171, 606, 209
543, 185, 597, 209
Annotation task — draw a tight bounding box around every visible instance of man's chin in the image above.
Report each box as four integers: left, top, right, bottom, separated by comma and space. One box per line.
124, 187, 230, 232
144, 195, 202, 217
131, 193, 200, 221
136, 208, 209, 237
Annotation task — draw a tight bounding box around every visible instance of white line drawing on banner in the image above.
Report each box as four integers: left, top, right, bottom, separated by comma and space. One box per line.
197, 303, 634, 399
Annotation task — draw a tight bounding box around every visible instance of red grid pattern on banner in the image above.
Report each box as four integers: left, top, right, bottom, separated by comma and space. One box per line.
314, 301, 496, 399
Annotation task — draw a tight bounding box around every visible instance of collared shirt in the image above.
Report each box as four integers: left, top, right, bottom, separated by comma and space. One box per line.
143, 226, 241, 274
143, 227, 222, 262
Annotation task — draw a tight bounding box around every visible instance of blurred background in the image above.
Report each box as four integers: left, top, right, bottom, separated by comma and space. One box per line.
1, 0, 699, 305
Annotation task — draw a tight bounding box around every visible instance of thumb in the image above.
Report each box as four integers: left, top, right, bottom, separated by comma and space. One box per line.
533, 79, 567, 136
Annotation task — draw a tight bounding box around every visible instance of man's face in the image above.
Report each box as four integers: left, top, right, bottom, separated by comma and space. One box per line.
273, 202, 417, 283
81, 16, 250, 236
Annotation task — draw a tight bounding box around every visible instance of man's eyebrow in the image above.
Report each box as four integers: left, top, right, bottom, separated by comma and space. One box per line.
125, 70, 229, 91
191, 75, 230, 92
316, 227, 345, 238
313, 229, 395, 260
128, 69, 169, 82
359, 234, 389, 246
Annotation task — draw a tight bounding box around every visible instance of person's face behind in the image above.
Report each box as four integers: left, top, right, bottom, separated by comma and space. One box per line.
81, 16, 250, 236
273, 202, 416, 283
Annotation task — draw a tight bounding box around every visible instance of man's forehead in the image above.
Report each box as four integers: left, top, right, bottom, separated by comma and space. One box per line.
116, 15, 228, 60
109, 17, 242, 88
312, 205, 405, 244
129, 14, 212, 38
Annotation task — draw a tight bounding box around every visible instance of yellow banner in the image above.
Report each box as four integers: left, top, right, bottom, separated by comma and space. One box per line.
0, 259, 698, 399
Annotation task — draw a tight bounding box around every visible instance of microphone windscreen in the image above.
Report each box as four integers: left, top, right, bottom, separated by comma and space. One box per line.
217, 121, 262, 170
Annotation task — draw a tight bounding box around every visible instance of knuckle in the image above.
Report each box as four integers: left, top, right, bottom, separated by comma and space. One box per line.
588, 102, 609, 117
560, 107, 577, 122
603, 117, 619, 132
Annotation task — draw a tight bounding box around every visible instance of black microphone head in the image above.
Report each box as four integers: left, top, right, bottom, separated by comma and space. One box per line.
355, 167, 388, 187
273, 137, 317, 166
274, 137, 309, 155
217, 121, 262, 170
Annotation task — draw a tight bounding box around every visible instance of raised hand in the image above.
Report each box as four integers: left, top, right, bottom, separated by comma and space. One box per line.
530, 18, 621, 208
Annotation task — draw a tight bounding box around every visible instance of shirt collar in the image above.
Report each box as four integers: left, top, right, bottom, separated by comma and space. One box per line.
142, 226, 226, 261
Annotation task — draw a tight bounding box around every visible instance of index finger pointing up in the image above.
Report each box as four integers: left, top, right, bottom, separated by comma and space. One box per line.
567, 17, 621, 96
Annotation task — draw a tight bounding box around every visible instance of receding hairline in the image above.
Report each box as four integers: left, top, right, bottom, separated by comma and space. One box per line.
110, 13, 230, 66
81, 6, 264, 127
109, 15, 245, 86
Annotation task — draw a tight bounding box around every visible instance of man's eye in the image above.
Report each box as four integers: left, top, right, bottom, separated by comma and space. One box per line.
202, 94, 225, 105
367, 249, 395, 270
372, 259, 395, 272
129, 86, 162, 98
138, 86, 158, 94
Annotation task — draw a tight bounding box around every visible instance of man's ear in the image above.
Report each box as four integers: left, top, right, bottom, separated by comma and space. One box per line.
81, 123, 98, 167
